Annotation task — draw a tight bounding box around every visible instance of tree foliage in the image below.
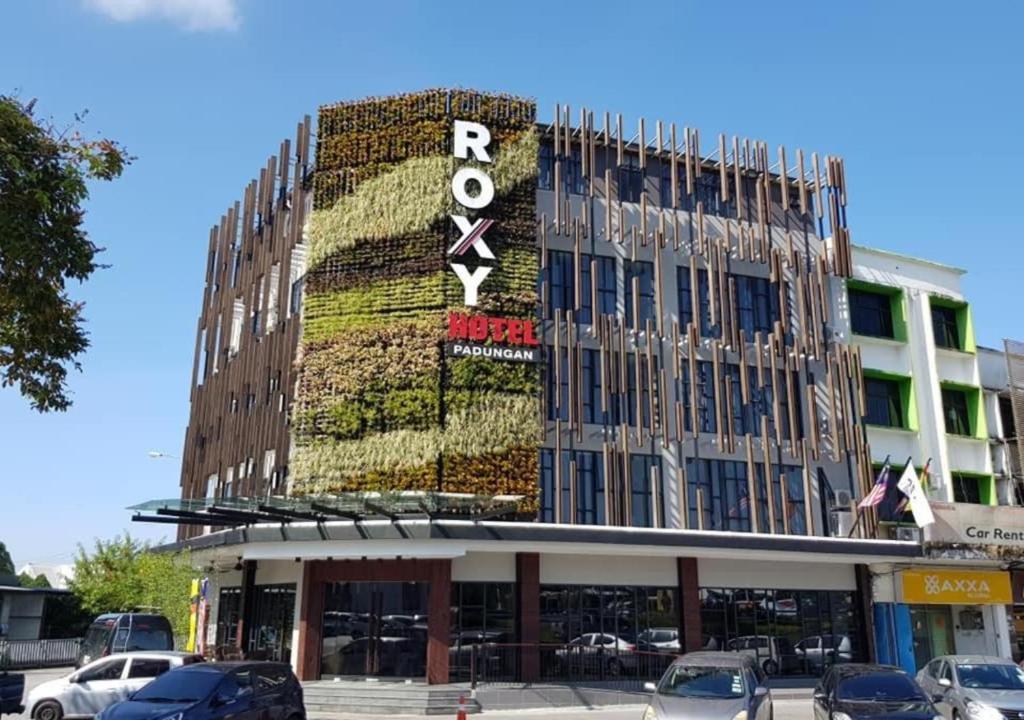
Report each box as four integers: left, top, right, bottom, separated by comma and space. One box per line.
69, 535, 193, 639
17, 571, 51, 588
0, 95, 132, 411
0, 542, 13, 575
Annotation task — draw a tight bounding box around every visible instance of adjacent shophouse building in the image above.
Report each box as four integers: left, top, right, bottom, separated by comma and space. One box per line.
132, 88, 1020, 685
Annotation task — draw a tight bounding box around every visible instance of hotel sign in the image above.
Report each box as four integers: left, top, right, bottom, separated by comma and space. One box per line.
445, 119, 540, 363
901, 568, 1011, 605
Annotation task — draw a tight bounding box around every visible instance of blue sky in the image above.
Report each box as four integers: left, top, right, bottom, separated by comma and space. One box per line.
1, 0, 1022, 568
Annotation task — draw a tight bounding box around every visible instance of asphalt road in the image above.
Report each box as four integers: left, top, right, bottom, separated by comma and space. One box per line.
320, 698, 813, 719
6, 667, 72, 720
8, 669, 813, 719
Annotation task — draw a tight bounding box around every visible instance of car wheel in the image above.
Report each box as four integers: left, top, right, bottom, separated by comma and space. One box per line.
34, 700, 63, 720
763, 659, 779, 676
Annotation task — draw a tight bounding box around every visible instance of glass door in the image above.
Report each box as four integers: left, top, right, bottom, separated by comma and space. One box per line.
320, 581, 429, 679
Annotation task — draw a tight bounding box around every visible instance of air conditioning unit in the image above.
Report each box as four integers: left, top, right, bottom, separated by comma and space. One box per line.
835, 489, 853, 510
833, 509, 855, 537
895, 526, 921, 543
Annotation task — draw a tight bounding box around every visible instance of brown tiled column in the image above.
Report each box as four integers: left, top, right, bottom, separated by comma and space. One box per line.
517, 553, 540, 682
426, 559, 452, 684
237, 560, 258, 655
295, 562, 322, 681
678, 557, 702, 652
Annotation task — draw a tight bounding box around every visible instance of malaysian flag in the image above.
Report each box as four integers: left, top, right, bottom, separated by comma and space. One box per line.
728, 494, 750, 519
859, 456, 891, 509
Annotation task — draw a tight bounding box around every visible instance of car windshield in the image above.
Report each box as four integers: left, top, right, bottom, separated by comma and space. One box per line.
658, 665, 746, 699
837, 673, 922, 701
958, 665, 1024, 690
133, 670, 222, 703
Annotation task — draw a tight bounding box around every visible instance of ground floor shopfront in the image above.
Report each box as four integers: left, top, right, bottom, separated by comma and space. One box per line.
177, 519, 920, 684
869, 565, 1015, 673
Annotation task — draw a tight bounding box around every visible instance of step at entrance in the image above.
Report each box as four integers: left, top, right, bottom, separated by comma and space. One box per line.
303, 680, 480, 716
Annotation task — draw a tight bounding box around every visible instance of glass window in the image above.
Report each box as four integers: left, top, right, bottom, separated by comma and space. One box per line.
942, 388, 971, 435
540, 448, 555, 522
547, 251, 616, 324
656, 665, 746, 698
450, 582, 516, 681
626, 353, 658, 428
134, 667, 223, 702
849, 288, 895, 338
659, 163, 675, 208
630, 455, 662, 528
677, 267, 713, 337
618, 155, 643, 203
539, 143, 554, 191
956, 664, 1024, 690
932, 305, 960, 349
952, 474, 984, 504
864, 377, 904, 428
734, 275, 779, 341
837, 672, 922, 701
127, 658, 171, 679
78, 659, 126, 682
624, 260, 655, 329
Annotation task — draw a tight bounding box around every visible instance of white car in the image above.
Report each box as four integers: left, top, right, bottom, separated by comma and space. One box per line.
25, 652, 203, 720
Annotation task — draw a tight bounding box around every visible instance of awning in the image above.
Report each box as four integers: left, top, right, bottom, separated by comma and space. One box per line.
128, 491, 524, 527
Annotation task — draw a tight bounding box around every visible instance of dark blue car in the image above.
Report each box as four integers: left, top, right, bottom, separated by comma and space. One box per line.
98, 662, 304, 720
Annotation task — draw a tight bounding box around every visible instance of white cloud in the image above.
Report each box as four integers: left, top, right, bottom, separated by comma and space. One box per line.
84, 0, 241, 31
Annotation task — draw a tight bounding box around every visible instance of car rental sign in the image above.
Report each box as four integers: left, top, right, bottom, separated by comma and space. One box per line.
445, 120, 539, 363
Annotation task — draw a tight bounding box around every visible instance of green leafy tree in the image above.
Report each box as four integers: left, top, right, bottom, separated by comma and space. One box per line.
0, 95, 132, 411
17, 571, 51, 588
69, 535, 193, 638
0, 542, 13, 574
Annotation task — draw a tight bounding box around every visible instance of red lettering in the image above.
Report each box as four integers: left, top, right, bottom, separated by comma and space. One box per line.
490, 318, 509, 342
522, 320, 540, 346
506, 319, 524, 344
448, 312, 469, 340
468, 316, 489, 341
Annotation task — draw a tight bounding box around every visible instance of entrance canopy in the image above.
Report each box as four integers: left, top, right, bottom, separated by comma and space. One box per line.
128, 491, 524, 527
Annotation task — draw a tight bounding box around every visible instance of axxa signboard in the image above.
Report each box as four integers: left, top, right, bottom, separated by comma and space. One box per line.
900, 569, 1011, 605
446, 119, 540, 363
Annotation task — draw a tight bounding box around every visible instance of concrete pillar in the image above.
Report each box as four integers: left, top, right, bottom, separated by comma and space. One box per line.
678, 557, 702, 652
517, 553, 540, 682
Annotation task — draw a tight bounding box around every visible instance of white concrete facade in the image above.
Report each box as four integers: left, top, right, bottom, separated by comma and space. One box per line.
832, 245, 991, 504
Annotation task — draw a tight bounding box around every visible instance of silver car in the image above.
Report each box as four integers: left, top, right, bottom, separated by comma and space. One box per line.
24, 652, 203, 720
916, 655, 1024, 720
642, 651, 772, 720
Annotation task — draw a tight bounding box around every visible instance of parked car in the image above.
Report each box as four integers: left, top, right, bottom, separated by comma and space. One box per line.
77, 615, 174, 668
26, 652, 203, 720
641, 651, 772, 720
727, 635, 799, 675
813, 664, 940, 720
555, 633, 637, 675
0, 671, 24, 716
637, 628, 682, 653
796, 634, 854, 669
917, 655, 1024, 720
96, 662, 304, 720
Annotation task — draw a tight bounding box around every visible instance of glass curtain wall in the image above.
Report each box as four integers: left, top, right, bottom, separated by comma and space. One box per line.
699, 587, 863, 677
449, 582, 516, 681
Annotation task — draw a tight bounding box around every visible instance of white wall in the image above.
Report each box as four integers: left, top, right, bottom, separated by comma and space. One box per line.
838, 246, 991, 500
452, 552, 516, 583
699, 559, 856, 590
540, 554, 677, 586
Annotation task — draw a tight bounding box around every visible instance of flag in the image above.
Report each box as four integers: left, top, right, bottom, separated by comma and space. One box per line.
728, 494, 749, 519
859, 457, 891, 508
895, 460, 930, 513
896, 458, 935, 528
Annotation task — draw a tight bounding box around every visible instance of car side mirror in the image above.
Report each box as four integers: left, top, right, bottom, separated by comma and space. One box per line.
938, 678, 952, 688
754, 686, 769, 698
643, 682, 657, 693
813, 690, 827, 702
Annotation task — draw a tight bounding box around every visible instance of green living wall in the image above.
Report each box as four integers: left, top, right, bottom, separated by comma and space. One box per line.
292, 89, 540, 510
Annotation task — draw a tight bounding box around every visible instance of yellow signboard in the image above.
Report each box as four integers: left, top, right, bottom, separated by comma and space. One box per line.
901, 569, 1011, 605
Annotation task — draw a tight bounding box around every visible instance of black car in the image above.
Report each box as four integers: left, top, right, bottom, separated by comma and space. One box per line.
0, 671, 24, 716
97, 662, 304, 720
814, 664, 942, 720
78, 614, 174, 668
